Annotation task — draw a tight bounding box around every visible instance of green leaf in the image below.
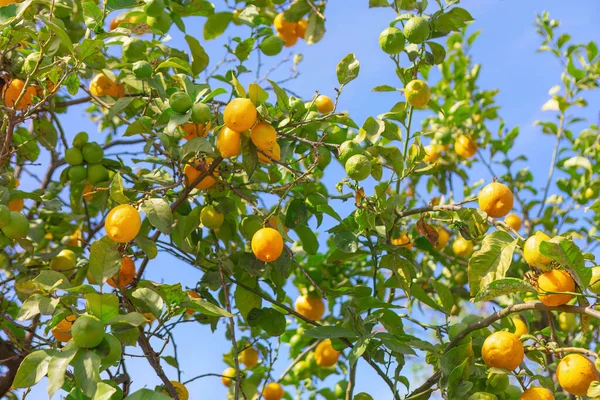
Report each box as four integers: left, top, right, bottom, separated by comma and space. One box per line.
33, 270, 71, 290
33, 119, 58, 151
13, 349, 53, 388
186, 298, 234, 317
241, 134, 258, 179
135, 236, 158, 259
89, 236, 121, 285
131, 288, 164, 317
17, 293, 58, 321
38, 15, 74, 54
563, 155, 592, 173
369, 0, 388, 6
156, 58, 192, 75
124, 116, 153, 136
48, 347, 79, 397
185, 34, 209, 76
474, 278, 536, 302
85, 293, 120, 322
73, 350, 101, 397
432, 280, 454, 313
248, 83, 268, 105
454, 208, 489, 240
110, 172, 130, 204
105, 0, 135, 10
267, 79, 289, 111
295, 225, 319, 255
285, 198, 309, 228
107, 312, 147, 328
305, 12, 325, 45
333, 231, 358, 253
107, 97, 133, 120
234, 285, 262, 320
235, 37, 255, 62
349, 337, 368, 366
337, 53, 360, 86
141, 198, 174, 234
92, 381, 118, 400
247, 307, 286, 337
468, 231, 517, 296
411, 284, 448, 314
540, 237, 591, 289
180, 137, 213, 159
124, 389, 171, 400
434, 7, 474, 33
372, 85, 397, 92
230, 73, 246, 98
305, 325, 359, 339
203, 12, 232, 40
75, 38, 104, 62
82, 1, 103, 31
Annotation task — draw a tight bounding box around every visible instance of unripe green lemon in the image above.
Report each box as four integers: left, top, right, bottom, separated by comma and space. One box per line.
338, 140, 363, 164
404, 16, 430, 44
132, 60, 153, 79
379, 27, 405, 54
147, 11, 172, 34
345, 154, 371, 181
1, 211, 29, 239
82, 142, 104, 164
65, 147, 84, 166
200, 205, 224, 230
0, 205, 10, 228
72, 131, 89, 148
170, 92, 192, 114
467, 393, 497, 400
191, 103, 212, 125
87, 164, 110, 185
50, 249, 77, 271
589, 266, 600, 294
405, 79, 431, 107
354, 394, 374, 400
68, 165, 87, 183
240, 215, 262, 239
293, 360, 311, 379
260, 36, 284, 56
122, 38, 147, 62
454, 270, 468, 285
72, 315, 105, 348
313, 146, 331, 170
557, 312, 575, 333
143, 0, 165, 17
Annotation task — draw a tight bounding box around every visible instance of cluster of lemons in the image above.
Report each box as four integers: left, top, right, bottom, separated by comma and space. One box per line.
273, 13, 308, 48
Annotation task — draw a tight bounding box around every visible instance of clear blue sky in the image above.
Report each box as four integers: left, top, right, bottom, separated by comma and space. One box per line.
23, 0, 600, 398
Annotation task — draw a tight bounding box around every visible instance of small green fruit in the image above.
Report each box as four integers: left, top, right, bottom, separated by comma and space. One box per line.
82, 142, 104, 164
0, 205, 11, 228
354, 394, 374, 400
338, 140, 363, 164
169, 92, 192, 114
72, 131, 89, 148
345, 154, 371, 181
379, 27, 405, 54
68, 165, 87, 183
589, 266, 600, 294
1, 211, 29, 239
122, 38, 147, 62
65, 147, 84, 166
200, 205, 224, 230
147, 11, 172, 35
404, 16, 430, 44
132, 60, 153, 79
87, 164, 109, 185
50, 249, 77, 271
143, 0, 165, 17
191, 103, 212, 125
260, 36, 284, 56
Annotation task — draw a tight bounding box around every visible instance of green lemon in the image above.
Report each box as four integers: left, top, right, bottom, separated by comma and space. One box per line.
72, 315, 105, 348
260, 36, 284, 56
589, 266, 600, 294
0, 205, 11, 228
191, 102, 212, 125
558, 312, 575, 333
169, 91, 192, 114
240, 215, 262, 239
132, 60, 153, 79
1, 211, 29, 239
345, 154, 371, 181
314, 146, 332, 170
404, 16, 430, 44
454, 270, 468, 285
122, 38, 147, 62
87, 164, 109, 185
405, 79, 430, 108
200, 205, 224, 230
72, 131, 89, 148
338, 140, 363, 164
143, 0, 165, 17
293, 360, 311, 379
65, 147, 84, 166
467, 393, 497, 400
324, 126, 348, 145
50, 249, 77, 271
147, 11, 172, 34
379, 27, 405, 54
68, 165, 87, 183
289, 97, 306, 115
82, 142, 104, 164
354, 394, 374, 400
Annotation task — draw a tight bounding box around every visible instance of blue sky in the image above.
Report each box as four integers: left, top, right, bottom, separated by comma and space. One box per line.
21, 0, 600, 399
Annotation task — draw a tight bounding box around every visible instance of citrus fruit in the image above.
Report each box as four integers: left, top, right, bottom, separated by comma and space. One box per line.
435, 227, 450, 250
72, 131, 89, 148
170, 91, 192, 114
250, 122, 277, 151
295, 295, 325, 321
518, 387, 554, 400
160, 381, 189, 400
423, 144, 442, 163
240, 216, 263, 239
296, 18, 307, 39
277, 30, 298, 47
3, 79, 37, 110
72, 315, 105, 348
221, 367, 236, 386
239, 347, 259, 368
82, 142, 104, 164
293, 360, 310, 379
182, 122, 211, 140
345, 154, 371, 181
68, 229, 82, 246
143, 0, 164, 17
391, 232, 413, 249
200, 205, 224, 230
468, 393, 497, 400
132, 60, 153, 78
2, 211, 29, 239
0, 0, 17, 6
183, 158, 219, 189
51, 315, 76, 342
185, 289, 201, 315
338, 141, 363, 164
68, 165, 87, 183
379, 27, 405, 54
260, 36, 284, 56
511, 317, 528, 337
258, 142, 281, 164
65, 147, 84, 165
263, 382, 284, 400
191, 102, 212, 125
481, 331, 524, 370
537, 269, 575, 306
557, 354, 599, 396
223, 98, 257, 132
147, 10, 172, 34
557, 312, 575, 333
504, 213, 522, 231
50, 249, 77, 271
251, 227, 284, 262
588, 266, 600, 294
89, 73, 124, 98
107, 257, 135, 289
452, 237, 473, 257
454, 270, 468, 285
8, 198, 24, 212
354, 394, 374, 400
274, 12, 296, 35
315, 339, 341, 367
87, 164, 109, 185
122, 37, 147, 62
315, 95, 334, 114
523, 231, 552, 270
0, 205, 10, 227
104, 204, 142, 243
404, 16, 430, 44
478, 182, 514, 218
455, 135, 478, 159
405, 79, 430, 107
215, 127, 240, 158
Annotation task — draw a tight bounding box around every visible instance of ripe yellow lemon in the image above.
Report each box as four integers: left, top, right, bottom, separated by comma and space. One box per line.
239, 347, 259, 368
478, 182, 514, 218
251, 227, 284, 262
216, 127, 241, 158
423, 144, 443, 163
523, 231, 552, 270
481, 331, 524, 370
250, 122, 277, 151
455, 135, 478, 159
274, 12, 296, 35
537, 269, 575, 307
294, 295, 325, 321
504, 213, 522, 231
277, 30, 298, 47
263, 382, 284, 400
50, 249, 77, 271
160, 381, 189, 400
391, 232, 412, 249
223, 98, 257, 132
89, 73, 124, 98
182, 122, 210, 140
104, 204, 141, 243
221, 367, 236, 386
315, 95, 334, 114
4, 79, 37, 110
557, 354, 599, 396
315, 339, 341, 367
258, 142, 281, 164
51, 315, 76, 342
405, 79, 430, 107
183, 158, 219, 190
296, 18, 307, 39
452, 237, 473, 257
519, 387, 554, 400
0, 0, 18, 6
107, 257, 135, 289
511, 317, 528, 337
435, 227, 449, 250
200, 205, 224, 230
